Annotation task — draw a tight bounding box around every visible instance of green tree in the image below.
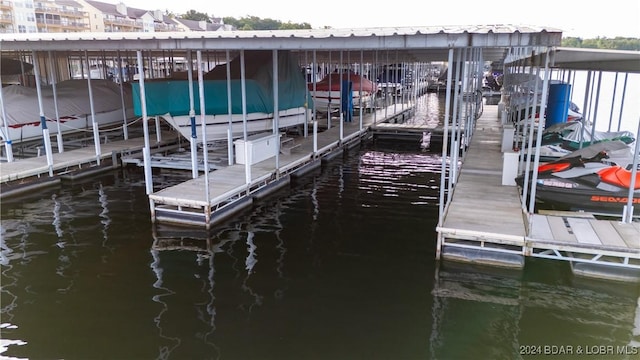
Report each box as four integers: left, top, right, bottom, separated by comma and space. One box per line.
561, 37, 582, 48
280, 21, 312, 30
562, 36, 640, 51
181, 10, 210, 22
223, 16, 311, 30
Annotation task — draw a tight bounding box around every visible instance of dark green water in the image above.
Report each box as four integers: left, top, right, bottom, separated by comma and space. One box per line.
1, 140, 639, 360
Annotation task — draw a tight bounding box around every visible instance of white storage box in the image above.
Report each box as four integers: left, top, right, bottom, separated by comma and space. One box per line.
234, 133, 280, 165
502, 151, 519, 186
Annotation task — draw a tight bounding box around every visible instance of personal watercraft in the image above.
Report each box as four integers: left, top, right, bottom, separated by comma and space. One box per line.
525, 121, 636, 162
516, 141, 640, 216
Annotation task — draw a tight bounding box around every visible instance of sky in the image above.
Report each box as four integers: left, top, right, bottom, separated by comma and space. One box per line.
121, 0, 640, 39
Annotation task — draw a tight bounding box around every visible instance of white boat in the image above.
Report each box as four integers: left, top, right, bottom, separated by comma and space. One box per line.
160, 107, 310, 141
0, 79, 134, 144
133, 50, 310, 142
376, 64, 408, 97
308, 71, 377, 113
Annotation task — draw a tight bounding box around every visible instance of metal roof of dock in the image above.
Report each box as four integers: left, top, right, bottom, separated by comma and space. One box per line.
0, 24, 562, 63
514, 47, 640, 73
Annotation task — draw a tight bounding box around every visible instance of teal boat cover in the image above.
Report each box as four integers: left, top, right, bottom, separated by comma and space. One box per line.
132, 50, 311, 116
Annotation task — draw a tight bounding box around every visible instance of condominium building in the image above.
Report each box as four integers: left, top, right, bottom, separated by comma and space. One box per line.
35, 0, 89, 32
0, 0, 233, 33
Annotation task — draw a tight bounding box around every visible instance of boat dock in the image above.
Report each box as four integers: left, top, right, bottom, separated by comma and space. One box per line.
147, 105, 419, 227
436, 104, 640, 282
2, 29, 638, 284
0, 101, 419, 198
0, 130, 179, 198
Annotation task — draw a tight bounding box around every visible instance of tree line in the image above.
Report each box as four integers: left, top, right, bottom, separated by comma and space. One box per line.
561, 37, 639, 50
178, 10, 311, 30
179, 10, 639, 50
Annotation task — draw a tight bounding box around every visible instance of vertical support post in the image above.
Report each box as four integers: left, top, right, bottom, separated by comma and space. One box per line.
47, 51, 63, 153
32, 51, 54, 176
607, 73, 618, 132
589, 71, 603, 140
393, 58, 399, 112
196, 50, 211, 202
384, 50, 389, 120
622, 119, 640, 223
117, 51, 129, 140
272, 49, 280, 173
186, 50, 198, 179
0, 82, 14, 162
136, 50, 153, 195
225, 50, 234, 165
448, 48, 462, 191
85, 51, 101, 165
240, 50, 251, 186
313, 120, 318, 156
528, 49, 551, 216
154, 115, 161, 143
617, 74, 628, 132
436, 48, 455, 261
339, 51, 344, 142
359, 50, 364, 132
312, 50, 318, 139
327, 51, 332, 130
521, 64, 542, 209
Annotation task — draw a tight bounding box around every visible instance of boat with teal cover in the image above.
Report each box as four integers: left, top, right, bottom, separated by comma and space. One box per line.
131, 50, 312, 141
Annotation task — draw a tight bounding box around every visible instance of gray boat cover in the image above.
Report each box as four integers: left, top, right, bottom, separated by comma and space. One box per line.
1, 79, 132, 127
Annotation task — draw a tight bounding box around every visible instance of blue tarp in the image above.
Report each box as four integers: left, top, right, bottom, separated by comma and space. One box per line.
132, 50, 311, 116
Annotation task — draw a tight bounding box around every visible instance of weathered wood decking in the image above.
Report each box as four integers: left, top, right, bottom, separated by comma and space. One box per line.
0, 132, 178, 183
436, 104, 639, 281
148, 108, 387, 227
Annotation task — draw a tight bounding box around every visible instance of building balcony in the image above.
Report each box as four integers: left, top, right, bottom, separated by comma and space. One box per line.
0, 13, 12, 24
36, 18, 88, 30
59, 9, 87, 18
0, 1, 11, 11
37, 18, 62, 26
154, 23, 182, 32
35, 7, 87, 19
62, 22, 89, 31
104, 17, 142, 27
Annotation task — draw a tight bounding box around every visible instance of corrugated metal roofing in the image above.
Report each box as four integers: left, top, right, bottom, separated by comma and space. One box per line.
0, 24, 560, 41
0, 24, 562, 63
517, 47, 640, 73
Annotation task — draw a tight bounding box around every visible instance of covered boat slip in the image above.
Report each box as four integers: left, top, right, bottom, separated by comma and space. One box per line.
3, 26, 638, 282
148, 105, 392, 228
0, 130, 179, 194
436, 103, 640, 281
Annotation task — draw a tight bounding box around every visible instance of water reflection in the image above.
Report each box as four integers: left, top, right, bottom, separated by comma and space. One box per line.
406, 93, 446, 127
1, 144, 639, 359
1, 176, 123, 359
149, 224, 251, 359
147, 195, 297, 359
358, 150, 443, 207
431, 260, 640, 359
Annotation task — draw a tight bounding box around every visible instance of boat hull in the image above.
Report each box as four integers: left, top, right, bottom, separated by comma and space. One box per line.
161, 107, 310, 142
1, 108, 134, 144
308, 72, 377, 113
527, 181, 640, 216
308, 90, 374, 112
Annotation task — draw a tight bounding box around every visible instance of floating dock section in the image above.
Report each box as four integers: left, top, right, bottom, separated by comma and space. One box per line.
0, 131, 179, 198
147, 103, 414, 229
436, 105, 640, 283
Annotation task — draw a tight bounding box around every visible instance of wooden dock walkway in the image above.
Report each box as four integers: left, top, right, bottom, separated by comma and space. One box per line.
436, 104, 640, 282
0, 132, 179, 197
148, 106, 399, 227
